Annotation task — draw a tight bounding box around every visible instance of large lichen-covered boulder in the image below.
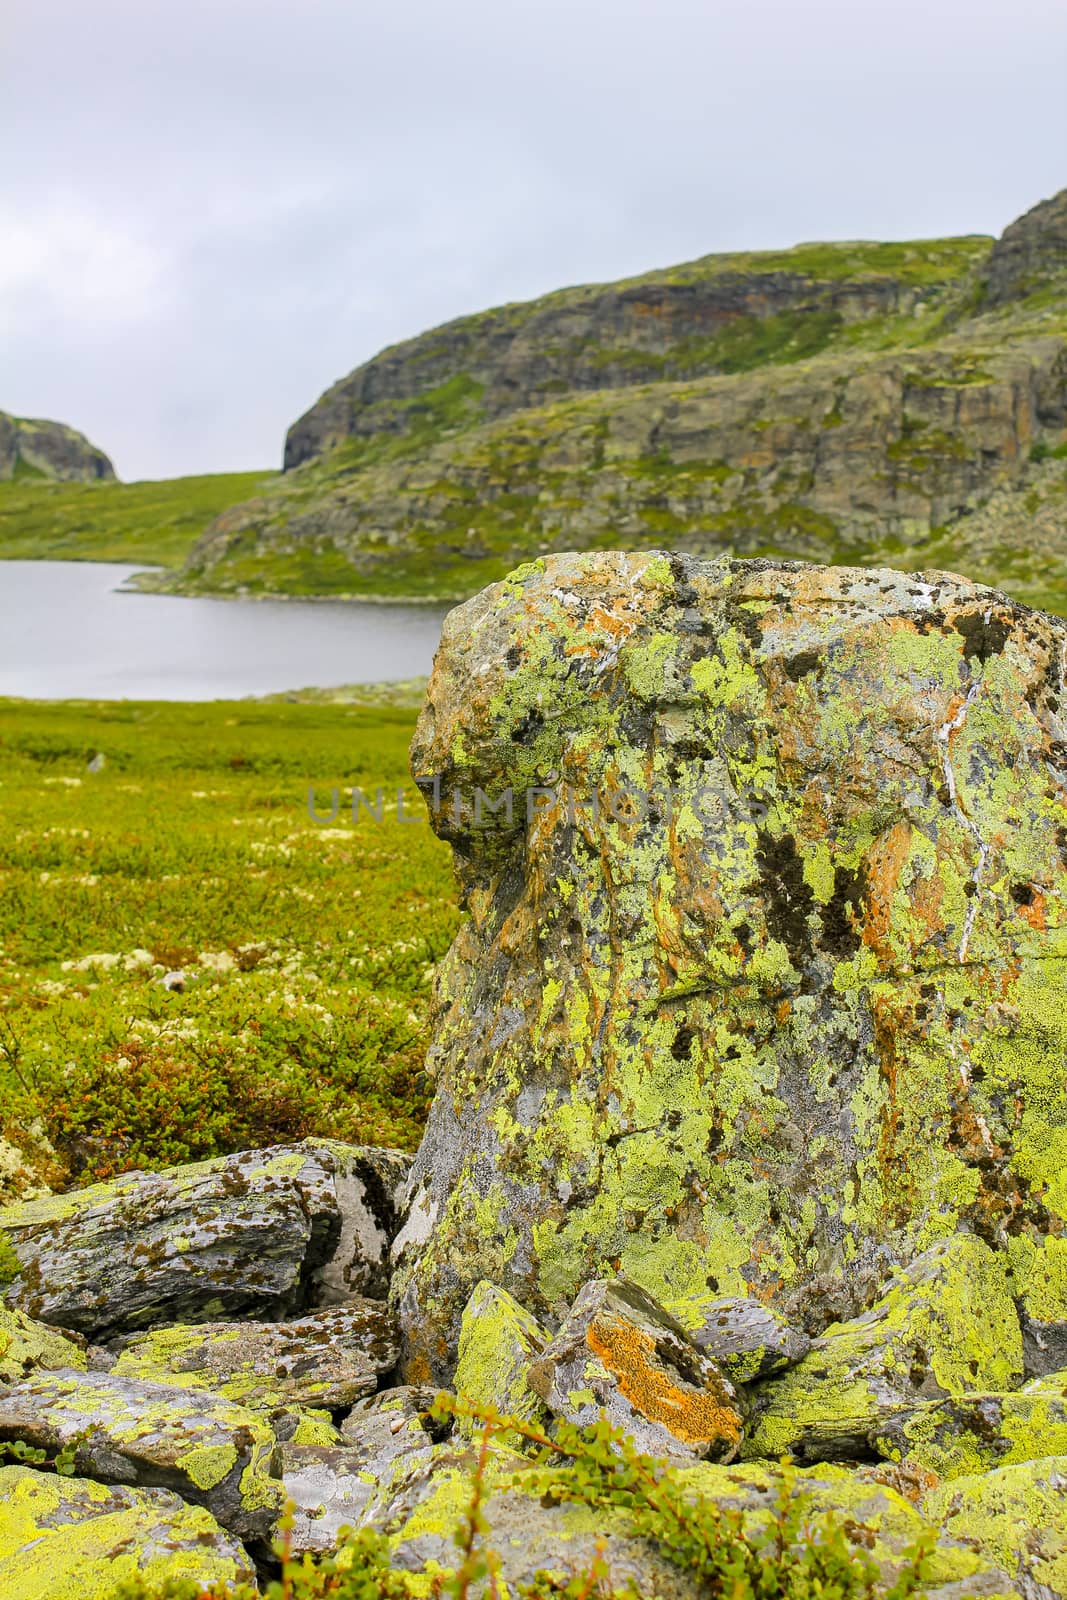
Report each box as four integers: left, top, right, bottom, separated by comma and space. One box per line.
0, 1466, 257, 1600
0, 1370, 282, 1543
0, 1140, 409, 1338
392, 553, 1067, 1382
744, 1235, 1023, 1462
875, 1385, 1067, 1482
112, 1297, 398, 1412
923, 1457, 1067, 1597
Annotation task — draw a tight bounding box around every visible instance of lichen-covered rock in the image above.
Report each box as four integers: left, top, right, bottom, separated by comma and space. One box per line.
112, 1297, 398, 1411
0, 1370, 283, 1543
923, 1457, 1067, 1597
0, 1465, 257, 1599
0, 1140, 409, 1338
0, 1305, 87, 1384
1018, 1235, 1067, 1377
392, 554, 1067, 1383
875, 1385, 1067, 1482
526, 1277, 746, 1460
340, 1384, 448, 1446
667, 1293, 811, 1382
452, 1280, 550, 1443
278, 1443, 382, 1553
0, 411, 115, 483
744, 1235, 1023, 1462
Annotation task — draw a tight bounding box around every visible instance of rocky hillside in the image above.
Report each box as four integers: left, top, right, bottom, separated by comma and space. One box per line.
0, 411, 115, 483
162, 187, 1067, 611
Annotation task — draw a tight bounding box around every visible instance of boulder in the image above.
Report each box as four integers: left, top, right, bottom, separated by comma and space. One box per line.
391, 554, 1067, 1383
0, 1465, 256, 1599
744, 1235, 1023, 1462
0, 1306, 86, 1384
112, 1296, 398, 1411
923, 1457, 1067, 1597
526, 1277, 746, 1461
0, 1370, 282, 1543
0, 411, 115, 483
0, 1140, 409, 1338
668, 1293, 810, 1382
452, 1280, 551, 1443
876, 1385, 1067, 1482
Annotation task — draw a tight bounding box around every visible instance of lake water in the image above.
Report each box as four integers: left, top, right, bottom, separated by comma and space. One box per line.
0, 562, 453, 700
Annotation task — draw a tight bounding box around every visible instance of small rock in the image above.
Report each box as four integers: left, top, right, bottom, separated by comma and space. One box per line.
86, 753, 106, 774
672, 1294, 811, 1382
340, 1385, 448, 1446
161, 969, 185, 993
113, 1297, 398, 1411
0, 1370, 282, 1544
923, 1456, 1067, 1597
0, 1306, 86, 1384
453, 1281, 550, 1443
744, 1235, 1025, 1463
526, 1276, 746, 1461
0, 1139, 410, 1339
0, 1465, 257, 1598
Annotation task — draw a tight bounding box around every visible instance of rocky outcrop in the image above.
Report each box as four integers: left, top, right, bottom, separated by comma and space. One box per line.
982, 188, 1067, 306
0, 411, 115, 482
0, 1140, 410, 1338
390, 552, 1067, 1384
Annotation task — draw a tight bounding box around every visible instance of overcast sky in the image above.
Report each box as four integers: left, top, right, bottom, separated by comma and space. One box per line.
4, 0, 1066, 481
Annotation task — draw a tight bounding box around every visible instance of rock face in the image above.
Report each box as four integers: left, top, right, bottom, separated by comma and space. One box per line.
0, 1140, 409, 1338
391, 552, 1067, 1384
0, 1465, 256, 1599
0, 411, 115, 482
982, 188, 1067, 306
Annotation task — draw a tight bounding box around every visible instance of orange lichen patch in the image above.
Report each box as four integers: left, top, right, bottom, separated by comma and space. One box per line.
863, 820, 915, 957
1017, 892, 1048, 931
586, 1314, 742, 1451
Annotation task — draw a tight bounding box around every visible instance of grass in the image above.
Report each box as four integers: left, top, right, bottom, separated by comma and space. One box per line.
0, 695, 459, 1194
0, 470, 278, 568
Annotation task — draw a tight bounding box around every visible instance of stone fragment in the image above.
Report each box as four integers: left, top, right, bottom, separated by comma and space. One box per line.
744, 1235, 1024, 1463
453, 1281, 550, 1442
526, 1277, 745, 1461
0, 1465, 257, 1599
0, 1139, 409, 1338
875, 1378, 1067, 1482
278, 1443, 380, 1554
113, 1296, 398, 1411
923, 1457, 1067, 1597
391, 555, 1067, 1384
0, 1370, 282, 1543
340, 1385, 448, 1445
0, 1305, 86, 1384
669, 1293, 811, 1382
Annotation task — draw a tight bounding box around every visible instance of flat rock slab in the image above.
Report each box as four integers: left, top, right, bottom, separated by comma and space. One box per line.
0, 1369, 282, 1543
671, 1294, 811, 1383
527, 1277, 745, 1461
742, 1228, 1023, 1465
0, 1464, 256, 1599
390, 554, 1067, 1383
0, 1140, 409, 1339
113, 1296, 398, 1411
0, 1306, 86, 1384
745, 1235, 1024, 1463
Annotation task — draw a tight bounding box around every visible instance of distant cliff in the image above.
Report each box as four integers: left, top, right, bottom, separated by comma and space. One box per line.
0, 412, 115, 483
167, 189, 1067, 613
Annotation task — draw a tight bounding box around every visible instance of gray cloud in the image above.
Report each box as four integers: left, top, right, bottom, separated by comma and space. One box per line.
4, 0, 1066, 479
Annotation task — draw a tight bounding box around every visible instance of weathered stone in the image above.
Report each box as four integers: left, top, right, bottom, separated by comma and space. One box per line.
340, 1384, 448, 1445
390, 555, 1067, 1383
0, 1139, 409, 1338
0, 411, 115, 483
113, 1296, 397, 1411
923, 1457, 1067, 1597
875, 1384, 1067, 1482
526, 1277, 745, 1461
0, 1305, 86, 1384
0, 1465, 256, 1599
745, 1235, 1023, 1462
982, 187, 1067, 306
0, 1370, 282, 1543
668, 1293, 810, 1382
452, 1280, 550, 1443
1018, 1235, 1067, 1377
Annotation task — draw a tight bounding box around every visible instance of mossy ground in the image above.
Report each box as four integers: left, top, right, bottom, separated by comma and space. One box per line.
0, 695, 458, 1192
